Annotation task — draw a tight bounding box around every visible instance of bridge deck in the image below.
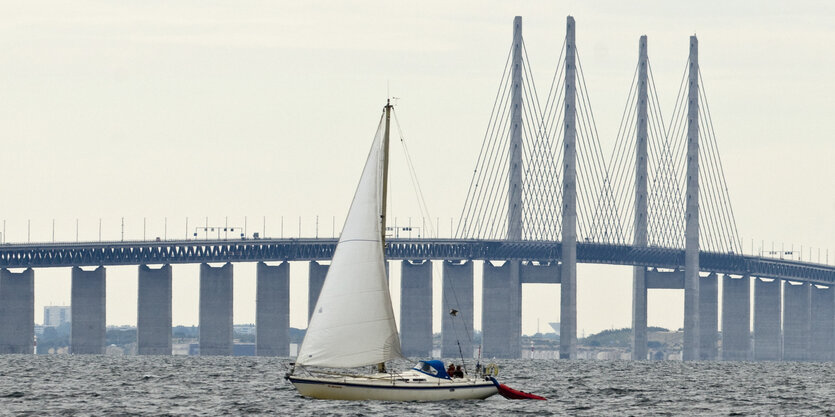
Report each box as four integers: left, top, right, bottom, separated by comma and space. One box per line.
0, 238, 832, 284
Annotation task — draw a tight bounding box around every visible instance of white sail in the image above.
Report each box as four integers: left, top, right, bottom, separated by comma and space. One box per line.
296, 114, 402, 368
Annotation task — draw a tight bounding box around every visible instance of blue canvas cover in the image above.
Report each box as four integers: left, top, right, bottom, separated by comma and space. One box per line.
412, 360, 451, 379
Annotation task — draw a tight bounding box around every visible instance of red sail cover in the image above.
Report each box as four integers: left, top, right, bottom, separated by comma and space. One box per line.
489, 377, 547, 400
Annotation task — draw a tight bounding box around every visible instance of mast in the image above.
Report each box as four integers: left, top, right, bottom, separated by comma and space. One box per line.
381, 99, 392, 250
378, 99, 392, 373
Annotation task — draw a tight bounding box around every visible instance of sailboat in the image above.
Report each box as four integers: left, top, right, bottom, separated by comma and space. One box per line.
285, 100, 500, 401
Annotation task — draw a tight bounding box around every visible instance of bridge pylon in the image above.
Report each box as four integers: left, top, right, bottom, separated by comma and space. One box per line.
682, 36, 701, 361
559, 15, 578, 360
631, 35, 649, 360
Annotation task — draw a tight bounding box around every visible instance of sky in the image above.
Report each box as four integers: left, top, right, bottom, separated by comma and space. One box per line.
1, 1, 833, 336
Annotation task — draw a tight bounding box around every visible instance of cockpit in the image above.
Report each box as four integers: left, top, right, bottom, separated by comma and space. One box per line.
412, 360, 451, 380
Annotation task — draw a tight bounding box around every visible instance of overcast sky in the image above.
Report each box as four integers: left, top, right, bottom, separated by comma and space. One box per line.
1, 1, 833, 336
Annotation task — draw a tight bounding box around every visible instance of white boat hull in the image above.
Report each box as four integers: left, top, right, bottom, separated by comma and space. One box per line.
288, 375, 498, 401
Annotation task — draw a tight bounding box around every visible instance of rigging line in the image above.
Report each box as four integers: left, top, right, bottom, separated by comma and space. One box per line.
671, 98, 689, 198
523, 50, 559, 237
461, 78, 512, 239
696, 106, 730, 252
694, 84, 732, 251
393, 110, 436, 237
520, 58, 549, 233
478, 92, 516, 234
440, 265, 473, 350
487, 167, 512, 239
521, 39, 548, 130
576, 126, 605, 241
609, 62, 640, 165
546, 86, 567, 149
576, 53, 614, 189
539, 37, 568, 141
519, 102, 541, 238
548, 100, 566, 173
576, 52, 616, 200
614, 134, 638, 239
612, 98, 639, 229
477, 122, 512, 239
647, 87, 671, 193
647, 121, 677, 246
647, 100, 678, 245
545, 91, 565, 169
523, 129, 549, 238
575, 121, 605, 240
543, 67, 567, 144
698, 69, 743, 252
527, 91, 555, 236
474, 147, 509, 239
456, 43, 514, 238
520, 79, 543, 220
609, 78, 639, 211
698, 113, 734, 252
669, 97, 689, 184
666, 60, 690, 175
611, 106, 638, 215
696, 155, 722, 252
647, 59, 671, 146
574, 72, 607, 211
522, 67, 560, 241
576, 53, 624, 241
573, 88, 601, 225
544, 57, 567, 142
649, 71, 687, 244
471, 66, 518, 234
586, 133, 623, 243
571, 95, 596, 232
665, 59, 690, 138
573, 129, 595, 239
464, 84, 513, 238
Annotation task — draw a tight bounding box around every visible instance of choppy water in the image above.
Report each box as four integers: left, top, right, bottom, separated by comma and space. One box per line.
1, 355, 834, 415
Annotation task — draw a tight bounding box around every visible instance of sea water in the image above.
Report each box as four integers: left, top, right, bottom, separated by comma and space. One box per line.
1, 355, 833, 415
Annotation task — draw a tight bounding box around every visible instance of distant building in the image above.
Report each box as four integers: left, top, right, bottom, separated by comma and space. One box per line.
234, 324, 256, 335
548, 322, 560, 336
43, 306, 71, 327
234, 343, 256, 356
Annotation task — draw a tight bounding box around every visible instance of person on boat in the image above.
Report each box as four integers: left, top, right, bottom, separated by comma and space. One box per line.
447, 363, 456, 376
454, 365, 464, 378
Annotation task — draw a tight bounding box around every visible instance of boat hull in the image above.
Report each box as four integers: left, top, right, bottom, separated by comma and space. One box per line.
288, 376, 498, 401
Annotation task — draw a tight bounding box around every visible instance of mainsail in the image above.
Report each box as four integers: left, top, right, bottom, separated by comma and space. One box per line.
296, 112, 403, 368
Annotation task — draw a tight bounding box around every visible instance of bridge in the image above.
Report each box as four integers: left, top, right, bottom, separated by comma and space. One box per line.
0, 16, 832, 361
0, 239, 832, 283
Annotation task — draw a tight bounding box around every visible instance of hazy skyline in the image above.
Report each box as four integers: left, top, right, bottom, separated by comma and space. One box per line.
2, 1, 833, 336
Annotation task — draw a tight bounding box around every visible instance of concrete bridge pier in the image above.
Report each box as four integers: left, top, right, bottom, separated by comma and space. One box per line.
71, 266, 106, 354
308, 261, 328, 321
256, 262, 290, 357
137, 264, 172, 355
441, 260, 473, 359
0, 268, 34, 354
810, 285, 834, 361
782, 281, 811, 361
699, 273, 718, 360
721, 275, 750, 360
199, 263, 233, 355
631, 267, 648, 360
753, 277, 781, 360
482, 261, 521, 358
400, 260, 433, 357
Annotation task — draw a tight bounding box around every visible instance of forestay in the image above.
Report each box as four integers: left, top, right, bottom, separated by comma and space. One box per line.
296, 114, 403, 368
